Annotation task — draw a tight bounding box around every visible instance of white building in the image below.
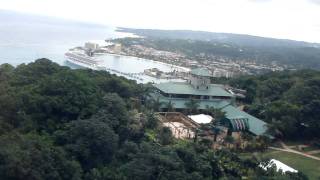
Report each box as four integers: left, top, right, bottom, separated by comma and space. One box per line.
212, 68, 234, 78
85, 42, 99, 50
113, 43, 122, 54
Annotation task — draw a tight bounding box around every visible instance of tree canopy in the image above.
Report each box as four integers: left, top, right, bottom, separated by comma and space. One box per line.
228, 70, 320, 140
0, 59, 309, 179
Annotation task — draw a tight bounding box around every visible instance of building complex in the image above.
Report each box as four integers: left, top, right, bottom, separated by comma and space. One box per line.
151, 68, 267, 136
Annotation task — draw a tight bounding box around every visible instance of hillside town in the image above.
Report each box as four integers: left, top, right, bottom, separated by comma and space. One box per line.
104, 40, 285, 78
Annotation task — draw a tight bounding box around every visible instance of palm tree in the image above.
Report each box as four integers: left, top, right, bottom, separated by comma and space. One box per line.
213, 108, 226, 122
165, 101, 175, 112
205, 106, 226, 122
212, 126, 223, 142
140, 84, 154, 102
184, 98, 200, 114
152, 97, 165, 112
205, 105, 215, 115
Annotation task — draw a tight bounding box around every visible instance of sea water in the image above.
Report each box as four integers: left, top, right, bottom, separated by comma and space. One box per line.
0, 10, 185, 83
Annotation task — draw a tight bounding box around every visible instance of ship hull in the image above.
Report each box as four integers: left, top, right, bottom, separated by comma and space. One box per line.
65, 51, 105, 71
65, 58, 99, 70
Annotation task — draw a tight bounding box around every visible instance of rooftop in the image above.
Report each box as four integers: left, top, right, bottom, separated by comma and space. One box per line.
190, 68, 212, 77
150, 92, 231, 109
153, 82, 233, 97
151, 93, 268, 136
188, 114, 213, 124
221, 105, 268, 136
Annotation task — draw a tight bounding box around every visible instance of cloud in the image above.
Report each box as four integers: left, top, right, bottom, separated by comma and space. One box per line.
309, 0, 320, 5
249, 0, 272, 3
1, 0, 320, 42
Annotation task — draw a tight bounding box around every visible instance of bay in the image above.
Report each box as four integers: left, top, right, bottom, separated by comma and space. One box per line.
0, 10, 185, 83
0, 10, 126, 65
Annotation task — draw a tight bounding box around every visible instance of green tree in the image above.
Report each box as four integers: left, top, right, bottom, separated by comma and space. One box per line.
158, 127, 173, 145
264, 101, 300, 138
151, 97, 165, 112
213, 108, 226, 122
165, 100, 175, 112
95, 93, 129, 131
14, 70, 103, 132
55, 119, 118, 170
145, 112, 159, 129
265, 119, 283, 139
184, 98, 200, 114
0, 133, 82, 180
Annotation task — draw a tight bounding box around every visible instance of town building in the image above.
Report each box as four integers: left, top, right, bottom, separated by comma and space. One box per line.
113, 43, 122, 54
151, 68, 267, 136
85, 42, 99, 50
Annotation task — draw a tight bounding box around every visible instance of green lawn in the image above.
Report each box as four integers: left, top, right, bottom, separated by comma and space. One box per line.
313, 153, 320, 158
293, 146, 319, 152
302, 146, 319, 152
240, 150, 320, 180
284, 140, 306, 146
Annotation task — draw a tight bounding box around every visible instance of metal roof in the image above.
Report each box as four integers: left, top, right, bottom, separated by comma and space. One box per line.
190, 68, 212, 77
153, 82, 233, 97
150, 93, 231, 110
221, 105, 267, 136
229, 118, 249, 131
150, 92, 268, 136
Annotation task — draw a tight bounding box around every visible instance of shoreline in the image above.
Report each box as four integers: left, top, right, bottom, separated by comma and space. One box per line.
95, 52, 190, 72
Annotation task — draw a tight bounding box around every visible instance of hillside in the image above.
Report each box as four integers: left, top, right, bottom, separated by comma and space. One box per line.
0, 59, 307, 179
224, 70, 320, 140
118, 28, 320, 48
118, 28, 320, 69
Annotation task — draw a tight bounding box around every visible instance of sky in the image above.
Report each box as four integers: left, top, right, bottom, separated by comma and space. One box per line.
1, 0, 320, 43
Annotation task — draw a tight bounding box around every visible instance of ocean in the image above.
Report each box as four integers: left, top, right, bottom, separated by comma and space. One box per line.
0, 10, 185, 83
0, 10, 129, 65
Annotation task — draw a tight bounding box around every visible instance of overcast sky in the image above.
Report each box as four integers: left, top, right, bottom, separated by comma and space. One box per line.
1, 0, 320, 43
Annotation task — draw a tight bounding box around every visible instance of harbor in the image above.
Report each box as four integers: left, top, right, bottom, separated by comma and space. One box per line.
65, 42, 189, 84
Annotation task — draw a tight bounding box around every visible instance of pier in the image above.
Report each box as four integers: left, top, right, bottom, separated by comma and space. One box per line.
106, 68, 144, 81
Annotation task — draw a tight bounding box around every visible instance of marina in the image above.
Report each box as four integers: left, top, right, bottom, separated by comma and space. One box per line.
65, 42, 189, 84
0, 16, 188, 84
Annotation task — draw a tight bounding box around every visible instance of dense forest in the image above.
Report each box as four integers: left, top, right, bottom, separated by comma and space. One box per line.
0, 59, 308, 180
222, 70, 320, 142
117, 28, 320, 69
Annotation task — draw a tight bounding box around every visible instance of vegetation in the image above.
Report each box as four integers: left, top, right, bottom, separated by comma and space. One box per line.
241, 150, 320, 180
227, 70, 320, 141
116, 28, 320, 69
184, 98, 200, 114
0, 59, 309, 179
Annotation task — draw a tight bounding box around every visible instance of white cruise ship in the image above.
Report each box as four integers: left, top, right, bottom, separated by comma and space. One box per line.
65, 50, 104, 70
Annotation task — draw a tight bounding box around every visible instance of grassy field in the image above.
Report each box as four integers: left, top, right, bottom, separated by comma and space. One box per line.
240, 150, 320, 180
283, 140, 306, 146
291, 146, 319, 152
313, 153, 320, 158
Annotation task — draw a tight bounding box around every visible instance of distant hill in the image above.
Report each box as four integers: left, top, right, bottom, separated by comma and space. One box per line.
118, 28, 320, 69
118, 28, 320, 48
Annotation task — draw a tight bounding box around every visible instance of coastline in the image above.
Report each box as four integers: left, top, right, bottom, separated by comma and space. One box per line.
97, 52, 190, 72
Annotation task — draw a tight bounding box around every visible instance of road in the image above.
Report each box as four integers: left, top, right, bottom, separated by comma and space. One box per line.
269, 141, 320, 161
